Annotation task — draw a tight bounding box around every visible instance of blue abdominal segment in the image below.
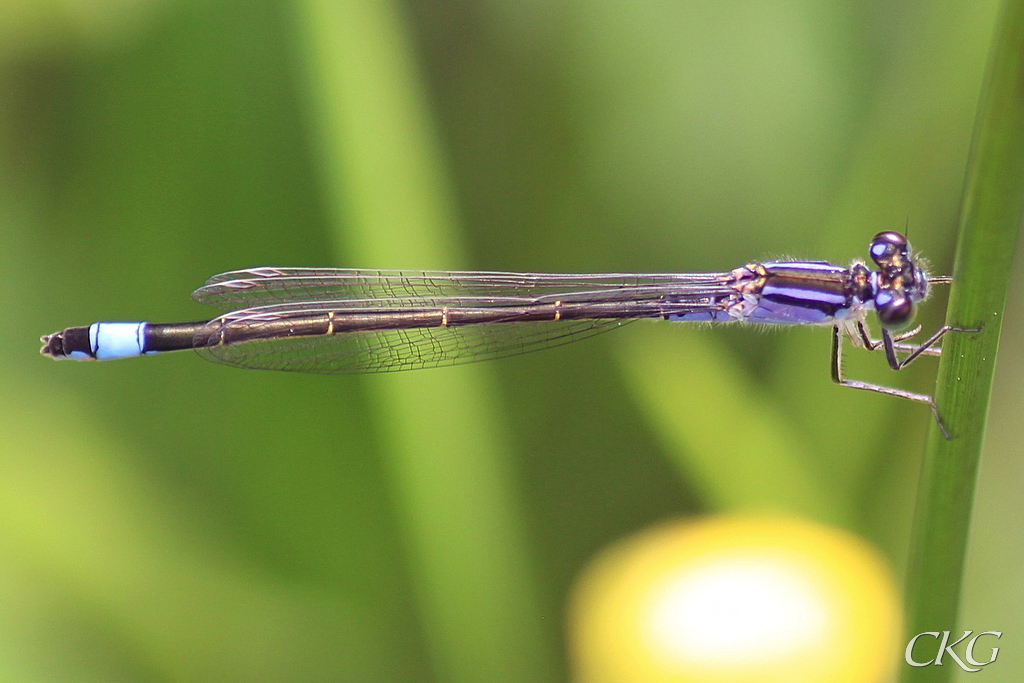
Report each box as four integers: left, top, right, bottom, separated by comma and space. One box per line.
90, 322, 148, 360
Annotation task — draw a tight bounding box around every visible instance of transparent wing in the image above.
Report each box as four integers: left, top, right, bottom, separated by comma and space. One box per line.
193, 267, 731, 310
194, 315, 633, 374
190, 268, 736, 374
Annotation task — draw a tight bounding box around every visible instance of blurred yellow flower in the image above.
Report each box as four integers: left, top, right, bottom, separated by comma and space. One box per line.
568, 515, 900, 683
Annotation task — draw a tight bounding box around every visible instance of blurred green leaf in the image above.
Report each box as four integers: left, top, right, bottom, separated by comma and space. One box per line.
618, 323, 850, 526
291, 1, 559, 681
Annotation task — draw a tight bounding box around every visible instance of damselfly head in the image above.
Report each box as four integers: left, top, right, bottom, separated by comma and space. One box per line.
868, 231, 929, 329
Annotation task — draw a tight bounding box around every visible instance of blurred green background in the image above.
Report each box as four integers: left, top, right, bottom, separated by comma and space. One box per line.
0, 0, 1020, 681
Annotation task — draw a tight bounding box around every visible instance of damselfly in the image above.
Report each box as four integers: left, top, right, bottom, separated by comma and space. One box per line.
41, 231, 974, 437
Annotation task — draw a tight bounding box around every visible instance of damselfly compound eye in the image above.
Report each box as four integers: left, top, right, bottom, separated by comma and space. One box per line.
869, 231, 909, 266
875, 288, 915, 329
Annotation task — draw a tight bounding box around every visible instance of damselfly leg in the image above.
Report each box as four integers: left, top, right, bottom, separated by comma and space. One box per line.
831, 323, 981, 439
853, 321, 981, 368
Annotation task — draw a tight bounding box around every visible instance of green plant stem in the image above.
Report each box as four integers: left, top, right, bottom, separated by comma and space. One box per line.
902, 0, 1024, 680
